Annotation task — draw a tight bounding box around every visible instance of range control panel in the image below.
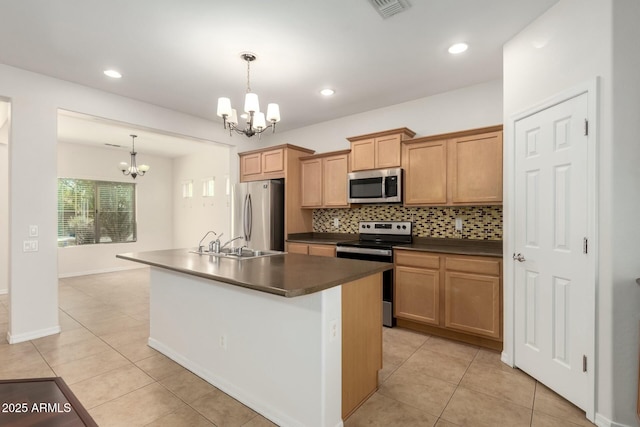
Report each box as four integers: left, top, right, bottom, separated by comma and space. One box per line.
358, 221, 412, 236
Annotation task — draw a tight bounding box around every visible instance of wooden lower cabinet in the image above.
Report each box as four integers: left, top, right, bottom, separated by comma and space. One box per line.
444, 271, 501, 339
395, 267, 439, 325
342, 273, 382, 419
394, 249, 502, 349
286, 242, 335, 257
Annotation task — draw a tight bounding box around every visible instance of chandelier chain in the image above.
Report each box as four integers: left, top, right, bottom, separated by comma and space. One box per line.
246, 59, 251, 93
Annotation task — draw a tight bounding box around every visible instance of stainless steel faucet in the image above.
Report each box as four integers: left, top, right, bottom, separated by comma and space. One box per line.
220, 236, 244, 251
198, 230, 217, 253
210, 233, 223, 253
235, 245, 249, 255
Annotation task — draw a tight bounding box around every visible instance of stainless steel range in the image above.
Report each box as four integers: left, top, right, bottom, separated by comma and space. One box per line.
336, 221, 412, 327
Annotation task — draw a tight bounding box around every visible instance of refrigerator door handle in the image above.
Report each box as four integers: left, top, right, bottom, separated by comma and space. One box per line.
246, 194, 253, 241
243, 194, 249, 241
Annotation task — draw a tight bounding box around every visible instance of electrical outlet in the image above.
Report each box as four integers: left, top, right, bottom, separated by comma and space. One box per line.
333, 217, 339, 229
219, 334, 228, 351
455, 218, 463, 231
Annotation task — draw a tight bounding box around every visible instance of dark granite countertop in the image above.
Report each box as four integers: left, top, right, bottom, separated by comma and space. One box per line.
397, 237, 502, 257
286, 232, 358, 245
287, 233, 502, 257
117, 249, 391, 298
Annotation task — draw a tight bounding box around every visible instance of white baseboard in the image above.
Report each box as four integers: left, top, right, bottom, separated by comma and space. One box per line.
594, 413, 636, 427
501, 351, 514, 367
0, 288, 7, 295
147, 337, 342, 427
58, 264, 148, 278
7, 325, 61, 344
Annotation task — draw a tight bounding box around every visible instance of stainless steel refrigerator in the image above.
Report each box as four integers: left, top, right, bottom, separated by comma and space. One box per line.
231, 179, 285, 251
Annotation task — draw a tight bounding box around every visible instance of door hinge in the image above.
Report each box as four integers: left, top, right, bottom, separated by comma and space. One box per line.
583, 237, 588, 254
584, 119, 589, 136
583, 355, 587, 372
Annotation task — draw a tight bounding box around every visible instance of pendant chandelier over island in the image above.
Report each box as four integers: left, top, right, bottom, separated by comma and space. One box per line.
216, 53, 281, 138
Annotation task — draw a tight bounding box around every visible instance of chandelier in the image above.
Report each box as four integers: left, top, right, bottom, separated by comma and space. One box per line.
216, 53, 281, 138
119, 134, 150, 179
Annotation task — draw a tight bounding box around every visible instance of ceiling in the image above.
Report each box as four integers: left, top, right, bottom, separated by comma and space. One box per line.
0, 0, 558, 156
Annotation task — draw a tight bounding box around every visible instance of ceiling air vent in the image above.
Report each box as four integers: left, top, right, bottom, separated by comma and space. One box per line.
368, 0, 411, 19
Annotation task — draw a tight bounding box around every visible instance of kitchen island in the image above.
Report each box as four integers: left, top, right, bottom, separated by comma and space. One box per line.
117, 249, 391, 427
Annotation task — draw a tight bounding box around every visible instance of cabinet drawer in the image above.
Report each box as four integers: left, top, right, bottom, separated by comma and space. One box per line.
287, 242, 309, 255
445, 256, 500, 276
309, 244, 335, 257
395, 250, 440, 269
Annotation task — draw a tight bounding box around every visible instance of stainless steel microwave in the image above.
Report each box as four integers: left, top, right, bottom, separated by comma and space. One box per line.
347, 168, 403, 204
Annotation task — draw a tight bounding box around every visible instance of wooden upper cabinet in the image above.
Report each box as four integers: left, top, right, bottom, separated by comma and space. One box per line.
240, 152, 263, 180
375, 134, 402, 169
300, 150, 350, 209
239, 145, 309, 182
262, 148, 285, 175
350, 139, 376, 171
403, 139, 448, 205
448, 130, 503, 204
323, 154, 349, 207
347, 128, 415, 171
402, 125, 503, 206
300, 158, 323, 208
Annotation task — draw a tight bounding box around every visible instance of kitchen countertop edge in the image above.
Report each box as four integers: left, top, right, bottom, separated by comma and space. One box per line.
117, 250, 391, 298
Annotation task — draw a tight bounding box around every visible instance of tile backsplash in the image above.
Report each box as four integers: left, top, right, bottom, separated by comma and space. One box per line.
313, 205, 502, 240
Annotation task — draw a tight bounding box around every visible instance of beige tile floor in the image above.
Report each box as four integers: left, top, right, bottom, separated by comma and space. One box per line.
0, 269, 595, 426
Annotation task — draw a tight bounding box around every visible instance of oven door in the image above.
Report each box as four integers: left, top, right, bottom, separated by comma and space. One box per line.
336, 247, 395, 327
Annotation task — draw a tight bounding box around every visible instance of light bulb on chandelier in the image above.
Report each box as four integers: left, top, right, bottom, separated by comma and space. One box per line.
216, 53, 281, 138
119, 134, 150, 179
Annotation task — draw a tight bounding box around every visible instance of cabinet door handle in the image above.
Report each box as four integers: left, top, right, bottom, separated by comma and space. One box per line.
513, 253, 526, 262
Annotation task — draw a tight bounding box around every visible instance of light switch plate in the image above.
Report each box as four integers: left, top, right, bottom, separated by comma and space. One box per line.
29, 225, 39, 237
455, 218, 463, 231
23, 240, 38, 252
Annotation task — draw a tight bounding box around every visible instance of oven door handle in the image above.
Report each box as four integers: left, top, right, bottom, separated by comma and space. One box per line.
336, 246, 393, 257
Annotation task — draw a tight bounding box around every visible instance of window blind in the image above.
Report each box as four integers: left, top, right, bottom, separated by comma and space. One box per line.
57, 179, 137, 247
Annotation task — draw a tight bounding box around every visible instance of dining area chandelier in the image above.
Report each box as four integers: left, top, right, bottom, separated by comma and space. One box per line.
119, 134, 149, 179
216, 53, 281, 138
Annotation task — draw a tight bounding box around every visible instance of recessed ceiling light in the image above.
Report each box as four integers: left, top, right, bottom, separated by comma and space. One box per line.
320, 88, 335, 96
448, 43, 468, 54
103, 69, 122, 78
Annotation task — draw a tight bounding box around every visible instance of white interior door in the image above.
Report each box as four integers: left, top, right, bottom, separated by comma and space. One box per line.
513, 91, 594, 413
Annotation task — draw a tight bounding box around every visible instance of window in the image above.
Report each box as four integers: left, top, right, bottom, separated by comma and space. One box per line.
202, 177, 215, 197
57, 178, 137, 247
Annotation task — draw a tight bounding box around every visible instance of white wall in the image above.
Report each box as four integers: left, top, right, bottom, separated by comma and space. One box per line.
504, 1, 640, 425
610, 1, 640, 424
173, 144, 231, 249
0, 63, 236, 343
56, 142, 174, 277
0, 101, 8, 294
244, 79, 503, 154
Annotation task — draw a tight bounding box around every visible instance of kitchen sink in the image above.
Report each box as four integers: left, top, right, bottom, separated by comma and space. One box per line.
189, 248, 285, 259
